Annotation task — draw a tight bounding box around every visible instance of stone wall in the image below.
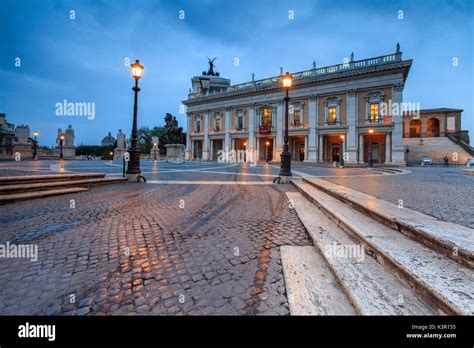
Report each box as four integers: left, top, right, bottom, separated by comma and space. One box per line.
403, 137, 471, 164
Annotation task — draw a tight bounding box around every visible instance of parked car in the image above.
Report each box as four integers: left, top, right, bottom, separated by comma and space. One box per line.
420, 156, 433, 165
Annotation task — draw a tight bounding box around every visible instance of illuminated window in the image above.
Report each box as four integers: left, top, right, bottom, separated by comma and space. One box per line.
262, 107, 272, 127
328, 107, 337, 124
370, 103, 379, 121
215, 118, 221, 132
293, 110, 301, 126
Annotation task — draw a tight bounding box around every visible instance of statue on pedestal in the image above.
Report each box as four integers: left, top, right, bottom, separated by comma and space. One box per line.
164, 113, 185, 162
114, 129, 128, 160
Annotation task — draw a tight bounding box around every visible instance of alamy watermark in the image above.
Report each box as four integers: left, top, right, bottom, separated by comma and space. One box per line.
380, 100, 420, 118
0, 242, 38, 262
217, 147, 257, 166
323, 242, 365, 262
55, 99, 95, 120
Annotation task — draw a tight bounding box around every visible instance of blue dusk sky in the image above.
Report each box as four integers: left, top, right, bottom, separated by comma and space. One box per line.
1, 0, 473, 146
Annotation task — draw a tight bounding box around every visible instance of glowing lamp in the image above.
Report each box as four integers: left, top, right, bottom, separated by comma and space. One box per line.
282, 72, 293, 88
131, 59, 144, 79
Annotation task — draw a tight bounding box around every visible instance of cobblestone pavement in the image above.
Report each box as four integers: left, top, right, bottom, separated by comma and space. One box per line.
322, 166, 474, 228
0, 181, 311, 315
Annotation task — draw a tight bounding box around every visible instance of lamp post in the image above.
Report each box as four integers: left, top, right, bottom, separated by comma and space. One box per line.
340, 134, 345, 167
153, 142, 157, 160
33, 130, 38, 160
279, 72, 293, 183
126, 59, 144, 182
368, 129, 374, 169
59, 134, 64, 160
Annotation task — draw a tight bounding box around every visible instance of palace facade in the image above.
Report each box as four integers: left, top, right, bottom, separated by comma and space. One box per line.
183, 45, 411, 165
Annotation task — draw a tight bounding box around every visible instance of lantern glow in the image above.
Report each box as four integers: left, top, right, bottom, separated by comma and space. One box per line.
131, 60, 144, 79
282, 72, 293, 88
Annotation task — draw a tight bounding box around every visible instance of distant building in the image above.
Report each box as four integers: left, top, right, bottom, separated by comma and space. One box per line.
403, 108, 473, 164
0, 113, 16, 159
183, 45, 410, 165
101, 132, 116, 147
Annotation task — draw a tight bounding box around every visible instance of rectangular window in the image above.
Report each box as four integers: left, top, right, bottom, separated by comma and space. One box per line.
215, 117, 221, 132
237, 115, 243, 130
195, 117, 201, 133
328, 107, 337, 124
293, 110, 301, 127
262, 108, 272, 127
370, 103, 379, 121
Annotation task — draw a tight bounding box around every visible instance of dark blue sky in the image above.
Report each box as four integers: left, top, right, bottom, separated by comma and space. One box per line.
1, 0, 472, 146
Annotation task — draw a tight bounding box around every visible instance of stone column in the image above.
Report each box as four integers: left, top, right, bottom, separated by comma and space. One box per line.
248, 104, 256, 163
224, 108, 231, 153
203, 111, 210, 160
385, 132, 391, 163
391, 83, 406, 165
359, 133, 365, 163
307, 95, 318, 161
318, 135, 324, 162
346, 89, 358, 163
276, 102, 283, 160
304, 135, 309, 161
185, 112, 192, 160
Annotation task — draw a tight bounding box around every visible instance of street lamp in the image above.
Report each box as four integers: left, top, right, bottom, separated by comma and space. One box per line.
340, 135, 345, 167
33, 130, 38, 160
153, 142, 157, 160
59, 134, 65, 160
126, 59, 144, 182
368, 129, 374, 169
279, 72, 293, 183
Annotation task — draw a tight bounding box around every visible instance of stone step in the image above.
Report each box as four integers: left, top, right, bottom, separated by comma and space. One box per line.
0, 173, 105, 186
281, 245, 357, 315
302, 177, 474, 268
0, 187, 88, 204
286, 192, 436, 315
0, 177, 127, 194
292, 181, 474, 315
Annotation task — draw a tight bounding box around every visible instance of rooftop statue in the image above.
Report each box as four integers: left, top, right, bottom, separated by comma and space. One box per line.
202, 57, 220, 76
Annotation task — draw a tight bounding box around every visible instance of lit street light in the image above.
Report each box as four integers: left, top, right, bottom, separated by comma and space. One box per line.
33, 130, 38, 160
340, 134, 345, 167
59, 134, 65, 160
265, 140, 270, 163
278, 72, 293, 183
368, 128, 374, 169
126, 59, 144, 182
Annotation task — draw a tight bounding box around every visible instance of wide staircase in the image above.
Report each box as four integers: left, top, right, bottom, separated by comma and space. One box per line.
404, 136, 473, 164
0, 173, 127, 204
282, 177, 474, 315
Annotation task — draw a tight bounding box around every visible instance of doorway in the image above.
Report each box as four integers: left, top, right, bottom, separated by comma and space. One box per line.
259, 138, 273, 162
331, 144, 341, 162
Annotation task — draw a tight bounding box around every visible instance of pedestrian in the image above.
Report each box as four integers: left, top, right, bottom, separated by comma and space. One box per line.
444, 156, 449, 167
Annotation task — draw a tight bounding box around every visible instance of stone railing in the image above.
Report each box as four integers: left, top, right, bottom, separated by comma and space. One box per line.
188, 52, 402, 100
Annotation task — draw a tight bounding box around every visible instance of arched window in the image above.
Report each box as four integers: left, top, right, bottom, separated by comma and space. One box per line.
409, 119, 421, 138
426, 118, 440, 137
